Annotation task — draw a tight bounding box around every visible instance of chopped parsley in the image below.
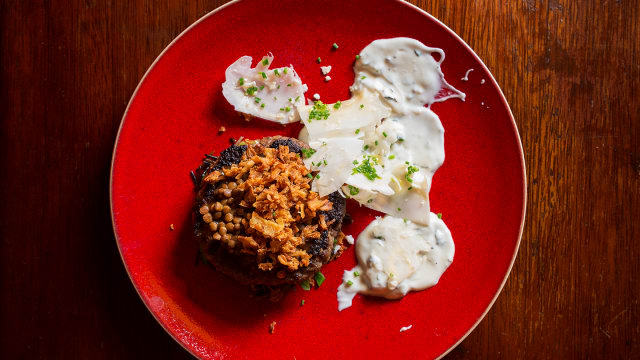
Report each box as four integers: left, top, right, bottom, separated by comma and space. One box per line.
363, 145, 369, 150
262, 58, 269, 66
285, 106, 291, 112
408, 186, 413, 190
383, 132, 388, 137
352, 156, 380, 181
295, 96, 300, 102
254, 97, 261, 103
348, 185, 359, 196
260, 71, 267, 79
306, 173, 313, 179
360, 104, 364, 109
333, 101, 342, 109
388, 154, 395, 160
300, 300, 305, 306
301, 148, 316, 158
283, 68, 288, 74
287, 83, 292, 87
374, 140, 379, 146
260, 103, 265, 108
315, 272, 326, 287
308, 101, 330, 121
397, 207, 402, 212
398, 138, 405, 142
332, 43, 339, 50
245, 86, 258, 96
315, 174, 320, 179
317, 57, 322, 63
437, 213, 443, 219
352, 160, 358, 165
355, 129, 360, 134
355, 54, 360, 59
367, 198, 374, 203
406, 164, 419, 183
277, 84, 280, 89
259, 85, 265, 90
360, 75, 366, 80
237, 77, 245, 86
346, 280, 353, 287
300, 279, 311, 291
353, 271, 360, 277
288, 98, 292, 102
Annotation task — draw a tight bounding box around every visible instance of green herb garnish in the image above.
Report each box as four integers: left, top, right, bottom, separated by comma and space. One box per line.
352, 156, 381, 181
346, 280, 353, 286
301, 148, 316, 158
333, 101, 342, 109
260, 71, 267, 79
300, 300, 305, 306
348, 185, 359, 196
237, 77, 245, 86
383, 132, 388, 137
315, 272, 326, 287
283, 68, 288, 74
261, 103, 265, 108
405, 164, 419, 183
308, 101, 330, 121
397, 208, 402, 212
317, 57, 322, 63
306, 173, 313, 179
354, 271, 360, 277
360, 75, 366, 80
360, 104, 364, 109
388, 155, 395, 160
374, 140, 379, 146
356, 54, 360, 59
285, 106, 291, 112
254, 97, 261, 103
262, 58, 269, 66
300, 279, 311, 290
245, 86, 258, 96
332, 43, 339, 50
355, 129, 360, 134
437, 213, 443, 219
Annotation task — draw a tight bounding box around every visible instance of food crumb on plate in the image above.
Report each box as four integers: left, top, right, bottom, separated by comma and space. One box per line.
269, 321, 276, 334
321, 66, 332, 75
218, 126, 226, 134
313, 93, 320, 100
345, 235, 354, 245
169, 224, 174, 231
325, 76, 331, 82
399, 325, 412, 332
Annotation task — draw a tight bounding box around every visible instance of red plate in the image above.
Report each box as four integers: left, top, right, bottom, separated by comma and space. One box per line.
110, 0, 526, 358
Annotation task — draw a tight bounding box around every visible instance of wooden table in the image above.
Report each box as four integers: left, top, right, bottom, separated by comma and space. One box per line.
1, 1, 638, 358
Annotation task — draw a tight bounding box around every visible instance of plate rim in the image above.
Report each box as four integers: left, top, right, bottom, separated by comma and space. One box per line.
109, 0, 527, 358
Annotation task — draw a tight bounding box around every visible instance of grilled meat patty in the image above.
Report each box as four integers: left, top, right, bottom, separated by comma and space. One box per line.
193, 136, 346, 286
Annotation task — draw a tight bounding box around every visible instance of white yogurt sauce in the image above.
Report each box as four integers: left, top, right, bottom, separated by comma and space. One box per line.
337, 213, 454, 310
333, 38, 461, 310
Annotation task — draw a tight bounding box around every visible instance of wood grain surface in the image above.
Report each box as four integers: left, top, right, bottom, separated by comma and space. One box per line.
1, 0, 638, 358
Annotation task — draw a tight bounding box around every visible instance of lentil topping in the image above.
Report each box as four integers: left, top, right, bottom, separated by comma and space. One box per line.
194, 136, 346, 286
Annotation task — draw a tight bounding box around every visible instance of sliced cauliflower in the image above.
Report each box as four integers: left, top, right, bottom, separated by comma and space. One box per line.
221, 54, 307, 124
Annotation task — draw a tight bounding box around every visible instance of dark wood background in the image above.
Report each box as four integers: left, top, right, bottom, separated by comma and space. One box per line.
1, 0, 638, 358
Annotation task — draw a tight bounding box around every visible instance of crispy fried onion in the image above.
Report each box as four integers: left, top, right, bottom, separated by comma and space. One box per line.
204, 143, 333, 271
